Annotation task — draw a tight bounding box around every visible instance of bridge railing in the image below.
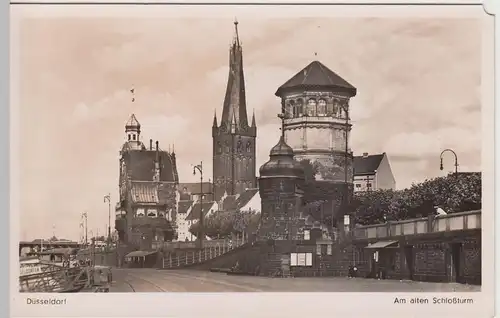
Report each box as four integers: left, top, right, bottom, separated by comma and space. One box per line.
162, 238, 246, 269
352, 210, 481, 241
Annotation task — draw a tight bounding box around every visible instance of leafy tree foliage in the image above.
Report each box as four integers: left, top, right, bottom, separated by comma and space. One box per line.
352, 172, 481, 225
189, 209, 260, 239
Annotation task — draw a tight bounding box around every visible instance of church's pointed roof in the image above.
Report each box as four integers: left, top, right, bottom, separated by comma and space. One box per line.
275, 60, 357, 97
220, 21, 249, 130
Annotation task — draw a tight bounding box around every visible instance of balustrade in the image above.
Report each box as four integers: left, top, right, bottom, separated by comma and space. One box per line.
353, 210, 481, 241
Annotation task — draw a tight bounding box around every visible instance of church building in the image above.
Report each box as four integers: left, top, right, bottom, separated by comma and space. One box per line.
212, 21, 257, 202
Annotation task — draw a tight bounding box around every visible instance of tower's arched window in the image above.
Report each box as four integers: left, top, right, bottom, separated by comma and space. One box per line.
246, 142, 252, 153
333, 99, 341, 117
132, 134, 136, 141
317, 99, 327, 116
327, 100, 334, 116
128, 134, 131, 141
237, 141, 242, 153
225, 141, 230, 153
285, 101, 294, 118
307, 99, 317, 116
217, 142, 222, 154
295, 99, 304, 117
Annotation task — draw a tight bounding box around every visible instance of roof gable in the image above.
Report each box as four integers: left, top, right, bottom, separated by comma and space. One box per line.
178, 200, 193, 214
124, 150, 178, 182
234, 188, 259, 210
186, 201, 216, 220
353, 153, 385, 175
275, 60, 356, 96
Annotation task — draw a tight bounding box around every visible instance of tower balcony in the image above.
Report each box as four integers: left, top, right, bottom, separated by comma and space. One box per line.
284, 116, 351, 128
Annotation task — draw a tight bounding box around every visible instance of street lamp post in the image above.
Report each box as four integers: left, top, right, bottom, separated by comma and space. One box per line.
82, 212, 88, 246
193, 162, 204, 249
104, 193, 111, 245
440, 149, 459, 175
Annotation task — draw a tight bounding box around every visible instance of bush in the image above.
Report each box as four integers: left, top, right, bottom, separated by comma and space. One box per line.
352, 172, 481, 225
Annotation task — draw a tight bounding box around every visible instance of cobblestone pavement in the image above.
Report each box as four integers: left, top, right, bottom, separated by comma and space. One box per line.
109, 268, 481, 293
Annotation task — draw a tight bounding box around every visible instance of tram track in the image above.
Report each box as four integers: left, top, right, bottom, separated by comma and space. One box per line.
125, 273, 167, 292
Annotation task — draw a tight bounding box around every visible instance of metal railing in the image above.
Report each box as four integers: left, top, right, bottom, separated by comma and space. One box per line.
162, 238, 246, 269
352, 210, 481, 241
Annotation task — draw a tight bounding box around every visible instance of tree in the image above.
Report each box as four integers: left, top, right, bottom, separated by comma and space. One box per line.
189, 209, 261, 240
352, 173, 481, 225
298, 159, 318, 183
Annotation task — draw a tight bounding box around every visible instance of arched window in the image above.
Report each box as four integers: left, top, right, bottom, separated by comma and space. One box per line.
295, 99, 304, 117
237, 141, 242, 153
327, 100, 334, 116
217, 142, 222, 154
317, 99, 327, 116
285, 101, 294, 118
333, 99, 340, 117
246, 142, 252, 153
224, 141, 230, 153
307, 99, 316, 116
132, 134, 136, 141
128, 134, 131, 141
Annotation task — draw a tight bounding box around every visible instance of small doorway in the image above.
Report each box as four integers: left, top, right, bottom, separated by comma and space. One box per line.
449, 243, 462, 283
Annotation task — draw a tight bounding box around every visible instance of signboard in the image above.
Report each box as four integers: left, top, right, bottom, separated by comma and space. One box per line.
20, 263, 44, 277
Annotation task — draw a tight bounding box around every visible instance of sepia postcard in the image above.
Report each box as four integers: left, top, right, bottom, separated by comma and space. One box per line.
9, 1, 496, 317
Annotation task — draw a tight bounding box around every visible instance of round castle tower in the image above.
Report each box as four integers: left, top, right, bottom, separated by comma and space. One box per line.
275, 60, 357, 185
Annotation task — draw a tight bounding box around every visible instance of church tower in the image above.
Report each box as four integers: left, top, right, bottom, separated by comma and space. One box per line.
212, 20, 257, 201
275, 60, 357, 185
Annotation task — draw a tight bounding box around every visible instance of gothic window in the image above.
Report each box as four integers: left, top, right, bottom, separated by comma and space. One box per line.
317, 99, 327, 116
295, 99, 304, 117
307, 99, 316, 116
217, 142, 222, 154
225, 141, 230, 153
237, 141, 242, 153
246, 142, 251, 153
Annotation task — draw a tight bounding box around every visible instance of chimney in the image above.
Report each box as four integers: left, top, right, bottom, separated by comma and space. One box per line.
156, 141, 159, 151
363, 152, 369, 158
150, 139, 153, 150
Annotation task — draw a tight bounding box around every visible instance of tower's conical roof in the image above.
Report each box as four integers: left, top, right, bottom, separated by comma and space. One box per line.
125, 114, 141, 131
275, 60, 356, 97
259, 135, 304, 178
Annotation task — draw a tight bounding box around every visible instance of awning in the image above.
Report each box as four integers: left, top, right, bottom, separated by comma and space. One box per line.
365, 241, 398, 249
125, 251, 157, 258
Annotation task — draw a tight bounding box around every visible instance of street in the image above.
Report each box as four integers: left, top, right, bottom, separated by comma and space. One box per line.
109, 269, 481, 292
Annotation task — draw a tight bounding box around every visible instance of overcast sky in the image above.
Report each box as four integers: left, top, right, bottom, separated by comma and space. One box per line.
14, 14, 481, 240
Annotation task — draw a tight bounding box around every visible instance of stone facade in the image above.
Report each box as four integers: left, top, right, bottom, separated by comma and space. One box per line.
115, 115, 178, 251
212, 21, 256, 201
